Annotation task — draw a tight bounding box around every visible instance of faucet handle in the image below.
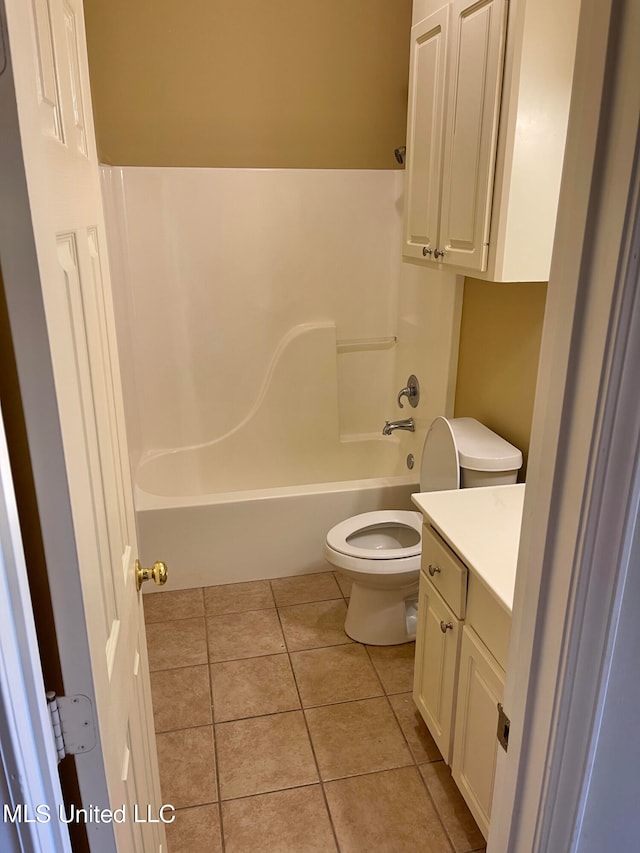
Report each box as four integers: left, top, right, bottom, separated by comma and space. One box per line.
397, 375, 420, 409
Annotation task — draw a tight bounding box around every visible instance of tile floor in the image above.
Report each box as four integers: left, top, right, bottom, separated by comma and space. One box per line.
144, 571, 486, 853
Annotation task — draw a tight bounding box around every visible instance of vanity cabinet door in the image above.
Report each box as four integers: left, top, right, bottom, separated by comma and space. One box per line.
413, 571, 462, 764
452, 625, 505, 839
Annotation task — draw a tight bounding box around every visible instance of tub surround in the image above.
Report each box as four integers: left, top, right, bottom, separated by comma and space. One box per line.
135, 323, 406, 497
412, 484, 525, 612
102, 167, 461, 466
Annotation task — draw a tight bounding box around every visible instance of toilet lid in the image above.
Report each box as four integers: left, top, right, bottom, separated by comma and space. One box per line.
326, 510, 423, 560
419, 416, 460, 492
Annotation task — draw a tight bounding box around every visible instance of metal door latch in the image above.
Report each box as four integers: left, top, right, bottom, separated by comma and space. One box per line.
497, 702, 510, 752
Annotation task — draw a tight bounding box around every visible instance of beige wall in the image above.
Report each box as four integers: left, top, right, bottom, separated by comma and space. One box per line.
454, 278, 548, 479
84, 0, 412, 168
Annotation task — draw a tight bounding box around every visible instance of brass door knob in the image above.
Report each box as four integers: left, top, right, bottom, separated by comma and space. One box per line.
136, 559, 168, 592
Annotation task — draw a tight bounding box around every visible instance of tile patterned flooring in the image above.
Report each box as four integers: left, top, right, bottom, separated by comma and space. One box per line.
144, 571, 487, 853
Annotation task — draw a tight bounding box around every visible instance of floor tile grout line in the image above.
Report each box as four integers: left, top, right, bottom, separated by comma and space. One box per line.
384, 691, 423, 768
303, 761, 419, 786
361, 642, 388, 696
379, 680, 461, 852
214, 763, 425, 802
203, 590, 226, 853
382, 686, 446, 769
144, 613, 207, 626
207, 641, 361, 675
272, 594, 342, 853
331, 571, 351, 603
276, 596, 345, 612
204, 604, 279, 618
421, 766, 488, 853
273, 592, 294, 655
213, 706, 304, 727
215, 780, 327, 805
155, 720, 216, 736
379, 692, 461, 850
142, 586, 205, 626
149, 660, 210, 671
416, 758, 459, 853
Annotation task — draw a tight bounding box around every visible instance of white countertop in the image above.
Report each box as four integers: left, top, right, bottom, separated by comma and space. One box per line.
412, 484, 525, 613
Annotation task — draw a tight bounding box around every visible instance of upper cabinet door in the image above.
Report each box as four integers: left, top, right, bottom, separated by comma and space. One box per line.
403, 5, 449, 261
439, 0, 508, 271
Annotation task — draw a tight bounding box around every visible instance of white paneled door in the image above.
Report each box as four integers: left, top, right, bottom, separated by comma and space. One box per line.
3, 1, 165, 851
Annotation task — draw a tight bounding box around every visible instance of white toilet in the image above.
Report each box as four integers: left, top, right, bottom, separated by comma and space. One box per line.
324, 416, 523, 645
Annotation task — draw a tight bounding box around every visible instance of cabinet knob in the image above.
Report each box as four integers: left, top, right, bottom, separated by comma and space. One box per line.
434, 249, 445, 259
428, 564, 441, 577
422, 247, 433, 256
440, 620, 453, 633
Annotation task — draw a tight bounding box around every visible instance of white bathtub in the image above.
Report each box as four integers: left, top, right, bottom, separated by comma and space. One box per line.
136, 471, 418, 589
134, 320, 422, 588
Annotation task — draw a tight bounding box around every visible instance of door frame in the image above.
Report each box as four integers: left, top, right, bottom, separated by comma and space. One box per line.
489, 0, 640, 848
0, 400, 71, 853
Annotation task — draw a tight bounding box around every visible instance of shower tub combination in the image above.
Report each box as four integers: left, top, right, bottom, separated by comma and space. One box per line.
135, 324, 420, 588
103, 167, 461, 591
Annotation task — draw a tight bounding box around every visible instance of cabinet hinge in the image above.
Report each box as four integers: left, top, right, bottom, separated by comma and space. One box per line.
497, 702, 510, 752
46, 692, 96, 763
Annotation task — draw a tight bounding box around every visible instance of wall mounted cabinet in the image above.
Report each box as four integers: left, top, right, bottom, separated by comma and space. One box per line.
404, 0, 580, 281
404, 0, 507, 272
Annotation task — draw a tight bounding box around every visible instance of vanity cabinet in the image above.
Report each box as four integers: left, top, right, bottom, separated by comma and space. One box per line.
404, 0, 580, 281
413, 524, 468, 762
413, 522, 510, 839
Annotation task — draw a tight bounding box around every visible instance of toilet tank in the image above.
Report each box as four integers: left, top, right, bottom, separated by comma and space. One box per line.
449, 418, 523, 488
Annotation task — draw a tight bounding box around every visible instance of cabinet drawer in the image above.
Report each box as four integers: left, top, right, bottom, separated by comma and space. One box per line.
466, 574, 511, 671
421, 525, 468, 618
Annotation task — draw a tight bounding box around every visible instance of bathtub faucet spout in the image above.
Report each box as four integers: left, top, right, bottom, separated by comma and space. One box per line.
382, 418, 415, 436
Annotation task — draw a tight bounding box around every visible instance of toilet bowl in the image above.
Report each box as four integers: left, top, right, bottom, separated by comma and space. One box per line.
324, 417, 523, 645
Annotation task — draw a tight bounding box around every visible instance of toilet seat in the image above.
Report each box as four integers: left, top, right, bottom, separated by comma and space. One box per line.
323, 416, 523, 645
326, 510, 423, 561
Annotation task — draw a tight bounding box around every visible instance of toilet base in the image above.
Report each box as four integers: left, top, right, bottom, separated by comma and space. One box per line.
344, 580, 419, 646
